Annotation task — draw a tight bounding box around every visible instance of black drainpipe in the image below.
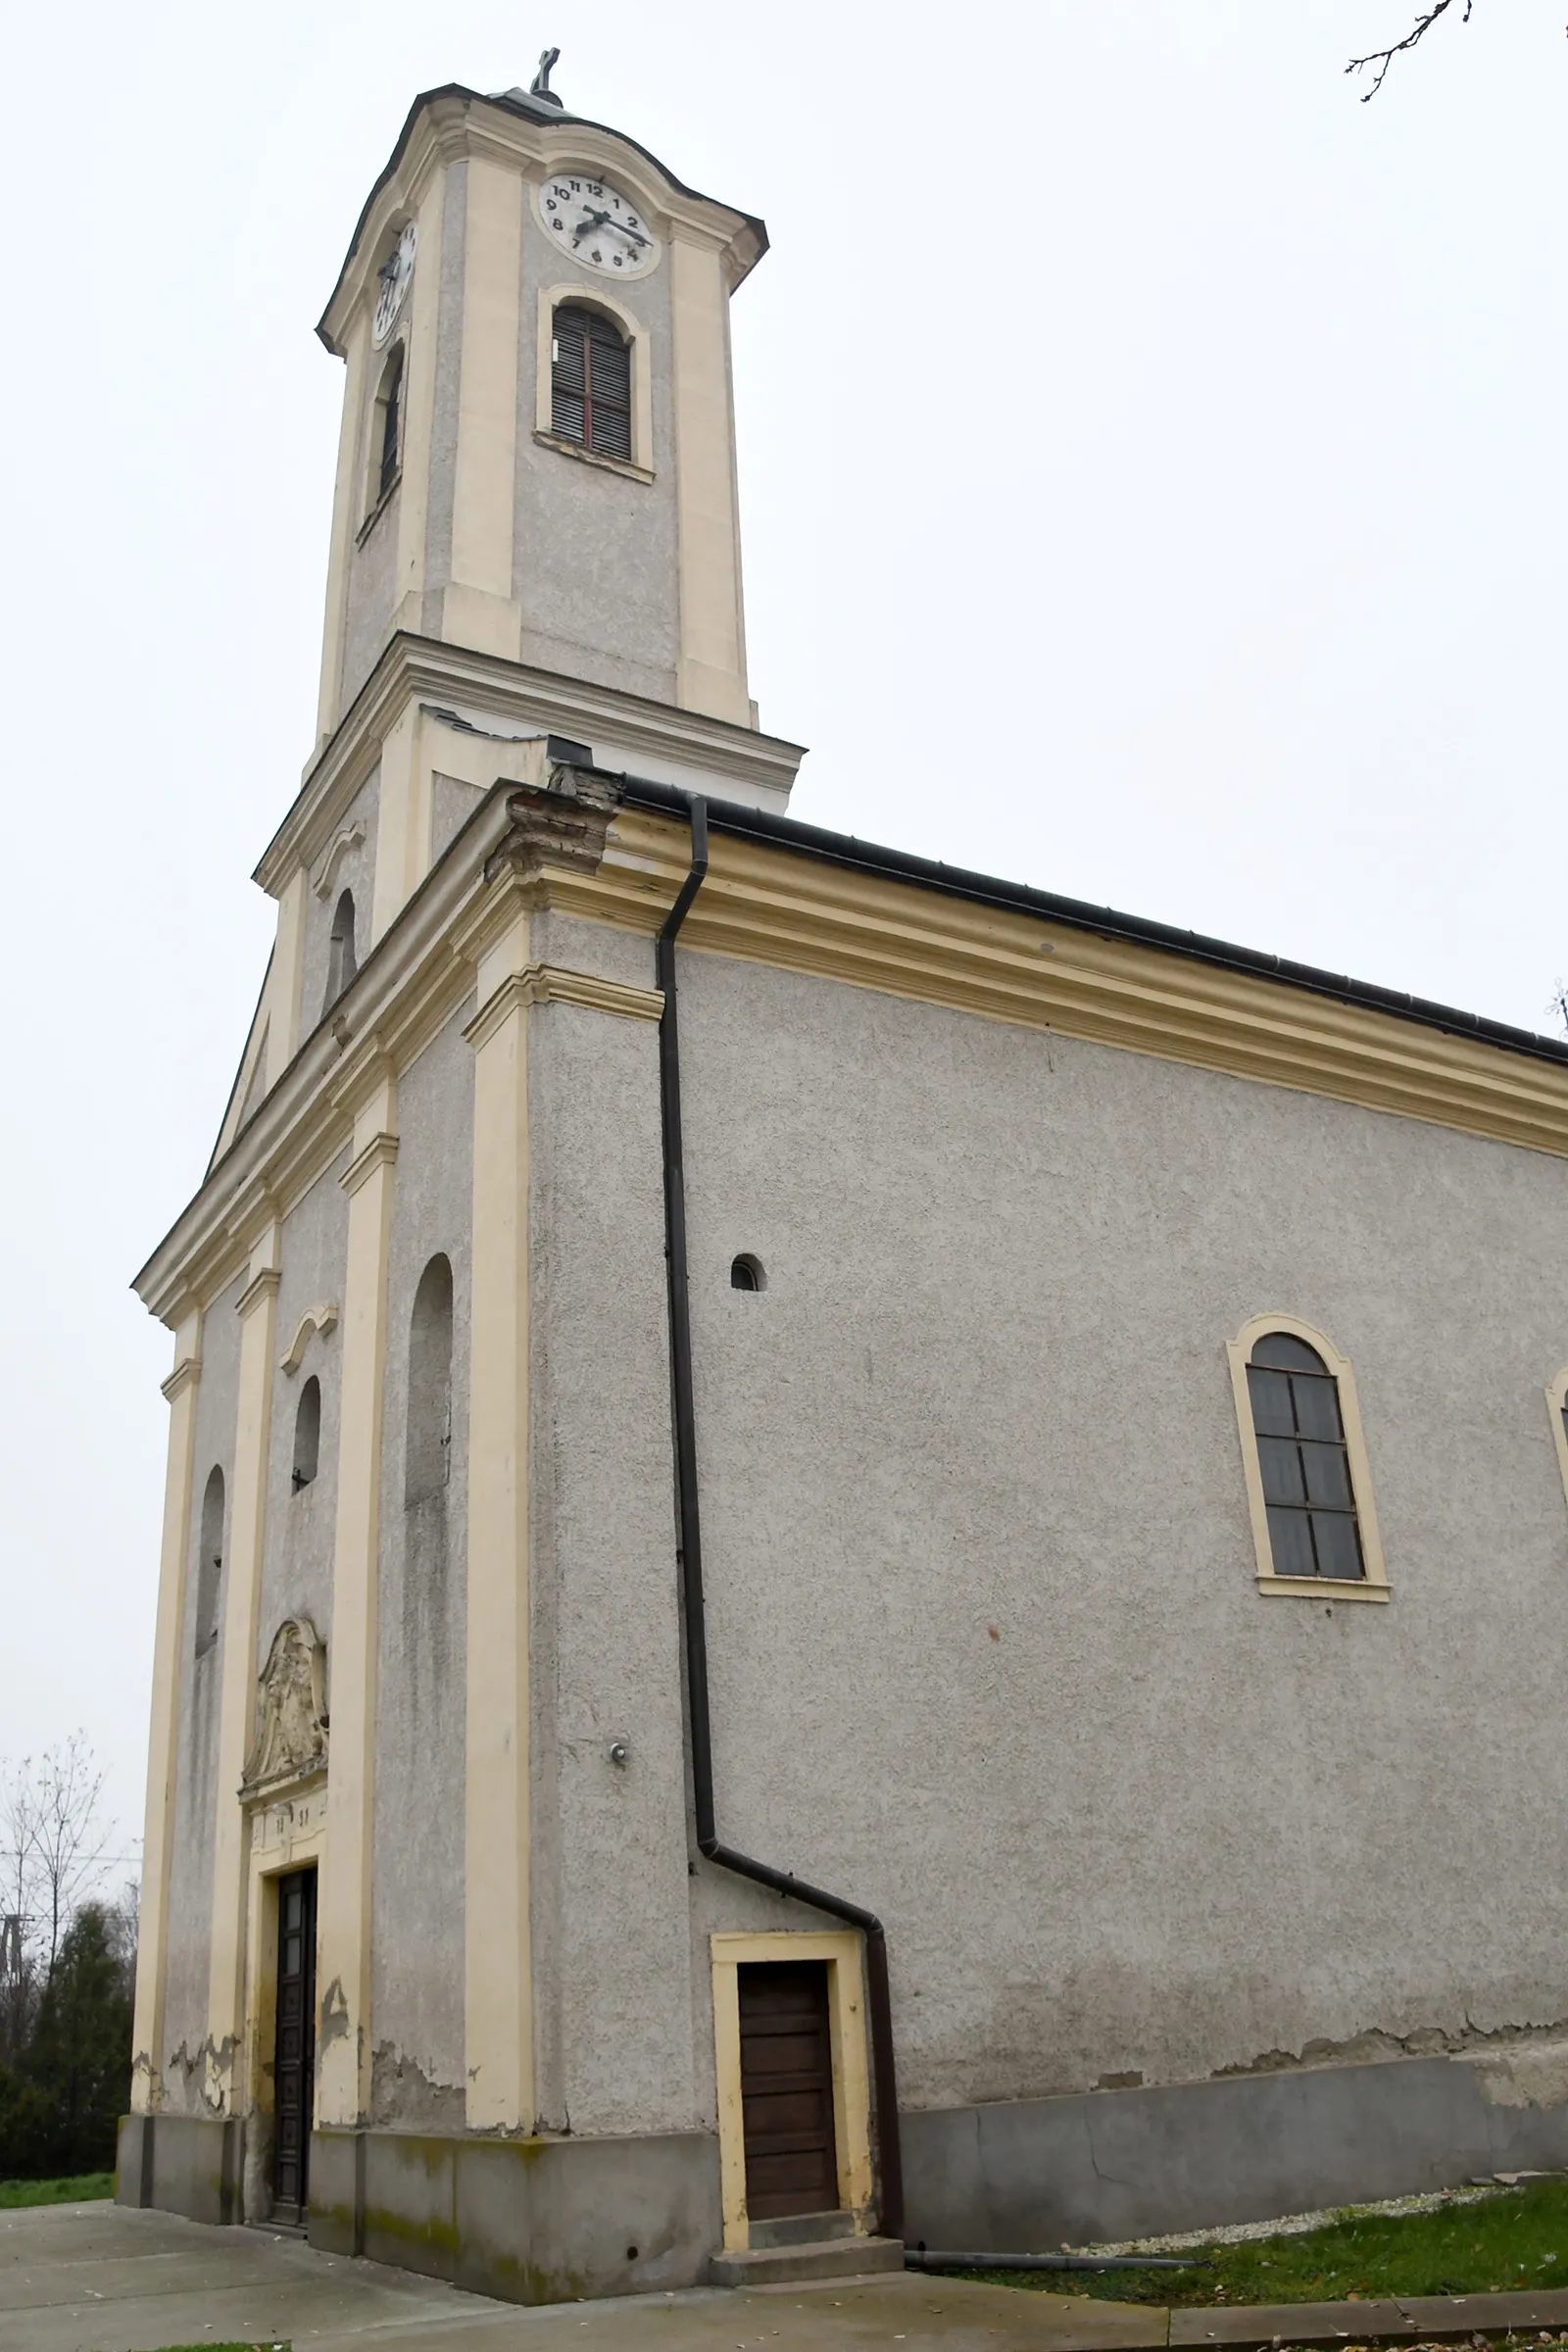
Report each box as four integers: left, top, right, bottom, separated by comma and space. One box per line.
656, 796, 906, 2243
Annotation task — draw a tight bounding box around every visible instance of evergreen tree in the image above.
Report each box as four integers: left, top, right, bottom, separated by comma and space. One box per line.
16, 1904, 132, 2175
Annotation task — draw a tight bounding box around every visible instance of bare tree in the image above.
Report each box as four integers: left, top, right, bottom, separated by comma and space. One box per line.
1348, 0, 1473, 100
0, 1733, 116, 2061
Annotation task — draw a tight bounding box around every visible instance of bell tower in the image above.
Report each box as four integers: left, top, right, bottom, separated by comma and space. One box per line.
313, 62, 765, 741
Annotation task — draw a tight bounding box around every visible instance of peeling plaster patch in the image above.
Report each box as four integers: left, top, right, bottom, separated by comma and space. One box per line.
1217, 2016, 1568, 2080
370, 2039, 466, 2130
1459, 2036, 1568, 2110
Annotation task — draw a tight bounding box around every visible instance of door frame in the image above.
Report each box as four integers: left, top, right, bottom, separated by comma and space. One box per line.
242, 1785, 326, 2221
710, 1930, 873, 2253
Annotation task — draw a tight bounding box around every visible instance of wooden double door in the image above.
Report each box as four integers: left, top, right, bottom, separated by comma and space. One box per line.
738, 1960, 840, 2221
271, 1867, 318, 2226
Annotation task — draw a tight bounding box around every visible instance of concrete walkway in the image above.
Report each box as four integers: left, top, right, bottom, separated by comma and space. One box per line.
10, 2202, 1568, 2352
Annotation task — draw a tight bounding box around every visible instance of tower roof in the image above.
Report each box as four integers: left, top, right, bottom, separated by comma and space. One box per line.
317, 80, 768, 351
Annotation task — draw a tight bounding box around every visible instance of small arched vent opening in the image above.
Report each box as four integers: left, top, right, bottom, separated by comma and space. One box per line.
407, 1253, 455, 1506
292, 1376, 321, 1492
195, 1465, 225, 1658
730, 1255, 764, 1293
324, 889, 358, 1009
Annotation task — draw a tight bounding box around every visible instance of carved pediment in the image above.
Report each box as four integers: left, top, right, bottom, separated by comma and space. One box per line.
242, 1617, 327, 1798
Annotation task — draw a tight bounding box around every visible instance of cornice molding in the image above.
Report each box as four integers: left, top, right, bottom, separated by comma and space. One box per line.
318, 85, 765, 357
160, 1355, 202, 1403
464, 963, 663, 1053
341, 1132, 399, 1198
256, 634, 803, 902
591, 806, 1568, 1162
313, 821, 367, 900
235, 1267, 282, 1320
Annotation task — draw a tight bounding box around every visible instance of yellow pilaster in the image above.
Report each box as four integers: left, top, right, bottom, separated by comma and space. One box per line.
131, 1312, 203, 2113
445, 154, 522, 660
315, 1065, 398, 2127
462, 904, 534, 2130
670, 227, 750, 726
205, 1224, 281, 2112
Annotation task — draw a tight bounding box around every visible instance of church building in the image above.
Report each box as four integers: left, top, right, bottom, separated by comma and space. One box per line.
121, 60, 1568, 2305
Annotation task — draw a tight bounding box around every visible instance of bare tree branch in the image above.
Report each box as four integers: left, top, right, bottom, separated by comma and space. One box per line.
1348, 0, 1472, 99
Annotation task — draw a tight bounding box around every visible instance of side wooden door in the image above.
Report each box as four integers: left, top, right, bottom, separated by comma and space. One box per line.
737, 1959, 840, 2221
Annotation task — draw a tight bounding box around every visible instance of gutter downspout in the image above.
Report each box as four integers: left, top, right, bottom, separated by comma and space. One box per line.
656, 796, 906, 2242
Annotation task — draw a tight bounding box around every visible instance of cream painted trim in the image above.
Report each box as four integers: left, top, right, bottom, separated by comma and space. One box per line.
388, 167, 446, 661
279, 1303, 339, 1377
1545, 1369, 1568, 1517
132, 1313, 203, 2111
315, 1074, 396, 2129
532, 430, 654, 485
464, 928, 534, 2131
710, 1930, 874, 2255
535, 284, 655, 475
670, 231, 749, 725
314, 822, 367, 901
206, 1228, 282, 2112
464, 963, 662, 1053
242, 1790, 327, 2148
1226, 1312, 1390, 1601
451, 157, 521, 611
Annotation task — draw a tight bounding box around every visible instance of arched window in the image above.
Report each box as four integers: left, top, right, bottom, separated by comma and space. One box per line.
551, 306, 632, 461
1227, 1316, 1389, 1598
372, 343, 404, 505
730, 1254, 764, 1292
324, 889, 358, 1009
1245, 1333, 1362, 1582
292, 1377, 321, 1492
406, 1254, 454, 1506
195, 1466, 225, 1657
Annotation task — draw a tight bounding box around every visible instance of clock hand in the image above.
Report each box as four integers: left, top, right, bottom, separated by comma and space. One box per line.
571, 209, 611, 242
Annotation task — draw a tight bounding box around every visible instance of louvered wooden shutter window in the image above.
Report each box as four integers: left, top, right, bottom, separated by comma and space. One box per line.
552, 306, 633, 461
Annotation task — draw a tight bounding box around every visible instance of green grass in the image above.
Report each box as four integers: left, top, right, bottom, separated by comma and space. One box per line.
0, 2172, 114, 2209
966, 2176, 1568, 2306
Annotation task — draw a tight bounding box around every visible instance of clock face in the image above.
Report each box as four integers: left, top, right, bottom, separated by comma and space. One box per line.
372, 221, 417, 345
535, 173, 661, 278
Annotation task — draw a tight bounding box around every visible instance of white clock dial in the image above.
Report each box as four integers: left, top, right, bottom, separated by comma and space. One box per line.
372, 221, 417, 345
535, 172, 661, 278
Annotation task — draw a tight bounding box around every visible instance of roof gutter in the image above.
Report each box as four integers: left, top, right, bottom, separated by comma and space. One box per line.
622, 777, 1568, 1074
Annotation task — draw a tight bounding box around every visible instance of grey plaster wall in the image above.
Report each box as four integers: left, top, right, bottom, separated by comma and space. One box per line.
513, 209, 681, 703
419, 158, 467, 627
368, 1006, 475, 2126
257, 1159, 351, 1674
657, 953, 1568, 2119
298, 767, 380, 1044
525, 926, 698, 2140
432, 771, 483, 866
341, 475, 402, 716
160, 1270, 245, 2112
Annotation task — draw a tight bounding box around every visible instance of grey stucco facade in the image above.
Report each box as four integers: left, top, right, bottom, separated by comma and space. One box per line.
123, 70, 1568, 2313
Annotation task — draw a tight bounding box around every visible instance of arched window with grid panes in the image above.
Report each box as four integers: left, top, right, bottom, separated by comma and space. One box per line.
1245, 1331, 1365, 1582
551, 305, 632, 461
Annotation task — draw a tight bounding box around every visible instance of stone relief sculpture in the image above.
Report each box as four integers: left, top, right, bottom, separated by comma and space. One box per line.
241, 1617, 328, 1796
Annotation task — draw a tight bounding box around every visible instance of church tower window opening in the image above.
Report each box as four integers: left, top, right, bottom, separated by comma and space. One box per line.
194, 1465, 225, 1658
370, 342, 404, 509
551, 305, 632, 461
324, 889, 358, 1010
406, 1253, 454, 1506
1245, 1332, 1364, 1582
291, 1376, 321, 1492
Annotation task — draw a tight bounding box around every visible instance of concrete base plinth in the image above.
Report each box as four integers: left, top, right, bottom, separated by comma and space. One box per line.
903, 2048, 1568, 2252
116, 2110, 243, 2226
310, 2123, 723, 2303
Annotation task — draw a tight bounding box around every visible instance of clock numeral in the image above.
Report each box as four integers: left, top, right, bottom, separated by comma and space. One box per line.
612, 254, 624, 266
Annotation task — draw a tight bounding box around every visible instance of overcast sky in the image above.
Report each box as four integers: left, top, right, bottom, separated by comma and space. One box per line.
2, 0, 1563, 1858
